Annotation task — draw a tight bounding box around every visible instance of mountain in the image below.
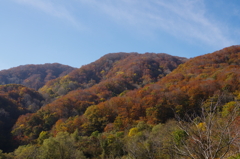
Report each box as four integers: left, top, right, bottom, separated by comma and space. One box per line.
23, 45, 240, 136
89, 45, 240, 128
39, 53, 187, 99
0, 63, 76, 90
1, 46, 240, 158
12, 52, 187, 142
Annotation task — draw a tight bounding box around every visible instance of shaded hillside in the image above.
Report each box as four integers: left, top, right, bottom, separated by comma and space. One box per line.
0, 84, 45, 152
40, 53, 187, 98
0, 63, 76, 90
12, 53, 186, 142
0, 84, 45, 112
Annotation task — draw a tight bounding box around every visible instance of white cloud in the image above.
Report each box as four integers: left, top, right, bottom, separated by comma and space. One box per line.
12, 0, 237, 47
77, 0, 234, 47
13, 0, 81, 28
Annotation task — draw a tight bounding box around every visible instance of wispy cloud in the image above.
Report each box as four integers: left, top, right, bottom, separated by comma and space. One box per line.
13, 0, 81, 28
12, 0, 238, 47
77, 0, 235, 47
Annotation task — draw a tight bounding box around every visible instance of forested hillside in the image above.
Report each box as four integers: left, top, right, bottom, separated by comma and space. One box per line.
0, 46, 240, 158
0, 63, 76, 90
0, 84, 45, 151
11, 53, 186, 143
39, 53, 186, 99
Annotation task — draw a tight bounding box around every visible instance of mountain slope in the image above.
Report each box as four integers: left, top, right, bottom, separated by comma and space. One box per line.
0, 84, 45, 151
12, 52, 187, 141
0, 63, 76, 90
36, 45, 240, 133
100, 45, 240, 127
40, 53, 187, 98
2, 46, 240, 158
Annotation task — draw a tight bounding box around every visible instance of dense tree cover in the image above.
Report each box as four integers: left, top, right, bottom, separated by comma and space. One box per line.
39, 53, 186, 99
1, 46, 240, 158
100, 45, 240, 128
0, 84, 45, 152
0, 63, 76, 90
1, 98, 240, 158
0, 84, 45, 112
11, 53, 186, 144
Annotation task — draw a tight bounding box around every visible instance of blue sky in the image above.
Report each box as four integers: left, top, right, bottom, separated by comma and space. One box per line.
0, 0, 240, 70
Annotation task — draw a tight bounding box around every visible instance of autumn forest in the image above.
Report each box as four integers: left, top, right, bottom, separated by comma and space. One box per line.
0, 46, 240, 159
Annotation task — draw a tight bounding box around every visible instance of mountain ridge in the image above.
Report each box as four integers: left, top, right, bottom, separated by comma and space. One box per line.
0, 63, 76, 90
39, 52, 187, 99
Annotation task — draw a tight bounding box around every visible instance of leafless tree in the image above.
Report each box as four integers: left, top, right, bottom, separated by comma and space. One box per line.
172, 95, 240, 159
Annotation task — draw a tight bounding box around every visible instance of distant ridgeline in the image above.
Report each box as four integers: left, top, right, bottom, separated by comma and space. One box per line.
0, 46, 240, 159
0, 63, 76, 90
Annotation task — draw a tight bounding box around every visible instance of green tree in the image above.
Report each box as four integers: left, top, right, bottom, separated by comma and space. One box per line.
13, 145, 38, 159
38, 131, 86, 159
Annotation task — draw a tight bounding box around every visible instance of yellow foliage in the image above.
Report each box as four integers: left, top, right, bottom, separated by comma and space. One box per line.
222, 101, 237, 117
196, 122, 206, 131
100, 98, 105, 102
128, 127, 139, 136
62, 75, 69, 79
116, 71, 124, 75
